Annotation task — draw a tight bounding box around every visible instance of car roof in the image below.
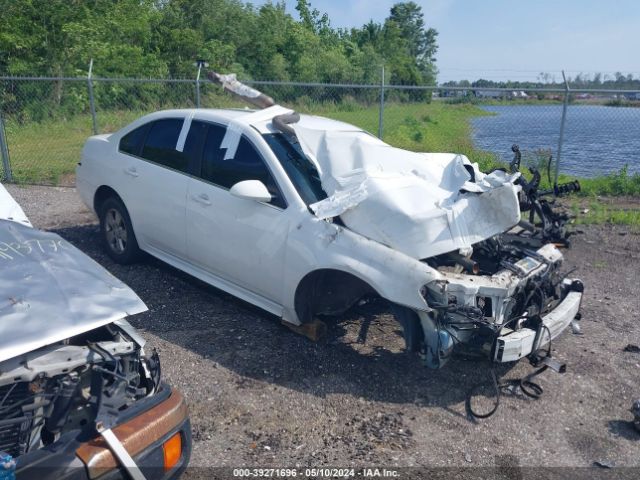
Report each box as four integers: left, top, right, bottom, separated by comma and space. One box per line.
146, 108, 363, 134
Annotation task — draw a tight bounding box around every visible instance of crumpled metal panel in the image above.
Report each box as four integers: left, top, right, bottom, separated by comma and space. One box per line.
293, 125, 522, 259
0, 219, 147, 362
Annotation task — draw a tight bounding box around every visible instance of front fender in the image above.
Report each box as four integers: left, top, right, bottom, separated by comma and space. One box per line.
281, 217, 441, 324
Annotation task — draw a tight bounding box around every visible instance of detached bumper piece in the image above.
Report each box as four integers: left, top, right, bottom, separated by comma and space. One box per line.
495, 282, 583, 363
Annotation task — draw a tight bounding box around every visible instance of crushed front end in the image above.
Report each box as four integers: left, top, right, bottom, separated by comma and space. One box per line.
419, 239, 583, 369
0, 209, 191, 479
0, 322, 191, 479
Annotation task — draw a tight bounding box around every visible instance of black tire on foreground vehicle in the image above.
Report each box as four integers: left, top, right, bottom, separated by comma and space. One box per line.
98, 196, 141, 264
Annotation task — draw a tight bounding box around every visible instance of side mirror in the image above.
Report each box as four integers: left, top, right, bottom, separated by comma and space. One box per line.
229, 180, 272, 203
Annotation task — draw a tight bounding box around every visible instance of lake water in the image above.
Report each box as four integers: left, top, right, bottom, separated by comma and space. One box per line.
471, 105, 640, 177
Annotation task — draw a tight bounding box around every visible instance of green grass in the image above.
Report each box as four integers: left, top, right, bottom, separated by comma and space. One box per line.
2, 100, 502, 185
570, 198, 640, 227
4, 110, 147, 184
311, 101, 503, 171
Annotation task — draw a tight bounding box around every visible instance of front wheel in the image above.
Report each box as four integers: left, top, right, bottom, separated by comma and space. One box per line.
98, 196, 141, 264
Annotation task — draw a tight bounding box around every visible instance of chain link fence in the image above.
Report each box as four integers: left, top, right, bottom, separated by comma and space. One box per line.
0, 75, 639, 186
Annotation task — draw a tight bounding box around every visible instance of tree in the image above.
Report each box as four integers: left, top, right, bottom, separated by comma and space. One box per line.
388, 1, 438, 80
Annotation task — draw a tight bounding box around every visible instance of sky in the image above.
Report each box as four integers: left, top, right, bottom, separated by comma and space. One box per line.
252, 0, 640, 83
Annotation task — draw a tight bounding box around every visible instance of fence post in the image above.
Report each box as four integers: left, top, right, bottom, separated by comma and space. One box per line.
194, 60, 208, 108
0, 112, 12, 182
554, 70, 569, 188
378, 65, 385, 139
195, 69, 201, 108
87, 59, 98, 134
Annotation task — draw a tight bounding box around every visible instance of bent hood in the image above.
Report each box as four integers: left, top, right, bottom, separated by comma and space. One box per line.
293, 125, 521, 259
0, 219, 147, 363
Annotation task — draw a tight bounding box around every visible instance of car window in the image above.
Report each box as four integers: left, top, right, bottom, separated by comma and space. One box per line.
119, 123, 150, 156
201, 128, 286, 209
182, 120, 208, 173
263, 133, 327, 205
140, 118, 189, 173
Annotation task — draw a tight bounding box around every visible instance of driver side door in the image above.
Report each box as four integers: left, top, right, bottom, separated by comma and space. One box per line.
185, 121, 290, 308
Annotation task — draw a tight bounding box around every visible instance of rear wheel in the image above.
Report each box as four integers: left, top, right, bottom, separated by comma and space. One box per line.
98, 196, 141, 264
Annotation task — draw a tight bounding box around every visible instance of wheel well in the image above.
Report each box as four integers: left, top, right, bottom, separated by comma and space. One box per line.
294, 269, 378, 324
94, 186, 121, 214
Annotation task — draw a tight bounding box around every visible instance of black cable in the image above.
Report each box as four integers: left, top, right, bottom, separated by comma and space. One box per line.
466, 323, 555, 420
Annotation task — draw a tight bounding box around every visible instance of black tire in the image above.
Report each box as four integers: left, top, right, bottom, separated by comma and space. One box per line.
98, 196, 141, 264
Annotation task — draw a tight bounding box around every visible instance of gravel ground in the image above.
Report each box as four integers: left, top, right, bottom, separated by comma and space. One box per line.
6, 184, 640, 472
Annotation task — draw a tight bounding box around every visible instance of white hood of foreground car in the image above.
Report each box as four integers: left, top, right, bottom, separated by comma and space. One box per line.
293, 125, 521, 259
0, 218, 147, 363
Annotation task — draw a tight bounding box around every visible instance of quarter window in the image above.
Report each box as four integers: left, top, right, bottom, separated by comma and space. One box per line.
119, 124, 149, 156
201, 129, 286, 208
140, 118, 189, 172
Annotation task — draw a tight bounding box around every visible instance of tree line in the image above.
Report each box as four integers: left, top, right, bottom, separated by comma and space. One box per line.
0, 0, 440, 121
0, 0, 438, 86
441, 72, 640, 90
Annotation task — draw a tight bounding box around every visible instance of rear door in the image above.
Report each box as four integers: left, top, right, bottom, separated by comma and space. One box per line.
116, 117, 197, 259
185, 121, 290, 304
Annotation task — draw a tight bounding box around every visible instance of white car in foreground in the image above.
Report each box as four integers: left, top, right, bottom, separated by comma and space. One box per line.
76, 100, 582, 370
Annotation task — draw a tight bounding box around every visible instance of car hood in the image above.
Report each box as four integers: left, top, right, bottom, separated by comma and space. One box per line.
293, 125, 521, 259
0, 219, 147, 363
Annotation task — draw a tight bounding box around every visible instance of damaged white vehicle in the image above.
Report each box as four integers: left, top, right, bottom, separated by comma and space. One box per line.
76, 75, 583, 370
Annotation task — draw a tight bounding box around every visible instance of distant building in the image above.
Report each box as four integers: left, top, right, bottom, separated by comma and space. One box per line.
474, 90, 503, 99
474, 90, 529, 99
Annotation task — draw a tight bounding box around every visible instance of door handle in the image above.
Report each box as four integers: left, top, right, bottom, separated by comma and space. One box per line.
191, 193, 211, 206
124, 167, 139, 177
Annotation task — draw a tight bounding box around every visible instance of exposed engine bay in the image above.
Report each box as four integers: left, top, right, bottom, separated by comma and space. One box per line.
420, 240, 582, 367
0, 321, 160, 459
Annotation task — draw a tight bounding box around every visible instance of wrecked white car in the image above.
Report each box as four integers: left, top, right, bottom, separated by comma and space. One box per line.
0, 184, 191, 479
76, 75, 583, 372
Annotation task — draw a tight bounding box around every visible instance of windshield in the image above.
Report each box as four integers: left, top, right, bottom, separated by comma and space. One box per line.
263, 133, 327, 206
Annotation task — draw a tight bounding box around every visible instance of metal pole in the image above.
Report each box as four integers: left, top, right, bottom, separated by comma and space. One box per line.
554, 70, 570, 188
87, 59, 98, 134
195, 63, 202, 108
0, 113, 12, 182
378, 65, 385, 139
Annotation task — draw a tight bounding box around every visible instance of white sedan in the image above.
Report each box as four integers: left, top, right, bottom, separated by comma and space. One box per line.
76, 105, 582, 369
